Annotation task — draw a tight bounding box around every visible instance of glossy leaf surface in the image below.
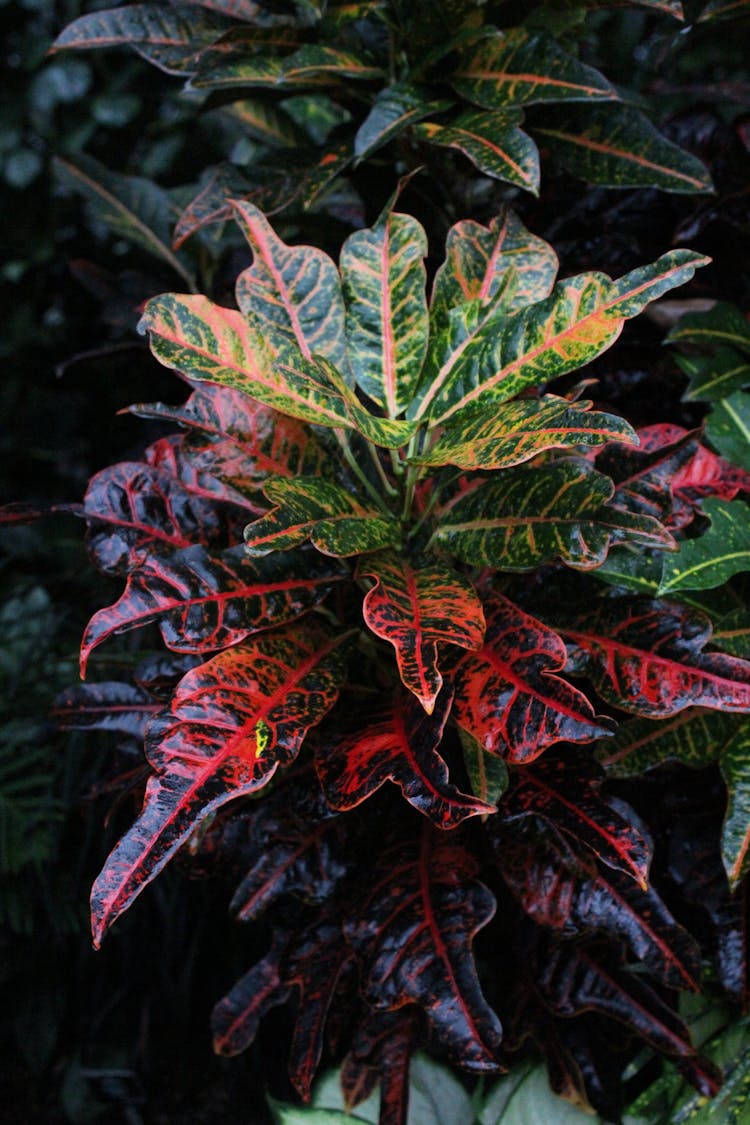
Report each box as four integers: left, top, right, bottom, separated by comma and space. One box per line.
667, 301, 750, 354
658, 499, 750, 594
415, 110, 540, 193
353, 84, 450, 161
705, 392, 750, 471
211, 933, 292, 1056
52, 682, 161, 738
597, 708, 741, 777
719, 722, 750, 889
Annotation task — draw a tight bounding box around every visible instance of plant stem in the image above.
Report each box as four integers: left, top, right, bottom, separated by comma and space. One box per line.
335, 430, 392, 514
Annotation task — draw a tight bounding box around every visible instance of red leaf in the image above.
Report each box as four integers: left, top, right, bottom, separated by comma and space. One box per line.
315, 690, 494, 828
145, 434, 265, 514
342, 1009, 419, 1122
90, 624, 351, 946
211, 932, 292, 1056
345, 828, 503, 1071
359, 551, 485, 713
560, 598, 750, 716
52, 681, 160, 738
452, 594, 610, 763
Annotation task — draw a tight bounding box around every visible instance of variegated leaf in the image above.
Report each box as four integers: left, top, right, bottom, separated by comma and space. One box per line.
667, 300, 750, 355
315, 689, 493, 826
658, 499, 750, 595
280, 43, 383, 81
340, 211, 429, 417
414, 394, 637, 471
90, 623, 351, 946
432, 462, 673, 570
452, 593, 609, 763
354, 83, 452, 162
358, 551, 485, 712
452, 28, 616, 108
244, 477, 400, 557
415, 110, 540, 194
52, 682, 161, 738
145, 433, 264, 514
720, 722, 750, 889
705, 392, 750, 472
676, 348, 750, 402
597, 708, 743, 776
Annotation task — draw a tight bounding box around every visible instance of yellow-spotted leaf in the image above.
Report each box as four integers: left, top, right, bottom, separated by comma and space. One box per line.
244, 478, 401, 557
658, 499, 750, 595
413, 394, 637, 471
358, 551, 485, 712
414, 110, 540, 194
340, 211, 429, 418
280, 44, 383, 82
719, 723, 750, 889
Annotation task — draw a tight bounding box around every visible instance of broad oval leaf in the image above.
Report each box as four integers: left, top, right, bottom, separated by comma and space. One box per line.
415, 110, 540, 194
452, 29, 616, 108
667, 300, 750, 355
358, 551, 485, 712
658, 498, 750, 595
90, 623, 352, 946
244, 477, 400, 557
340, 211, 429, 418
433, 462, 672, 570
705, 392, 750, 472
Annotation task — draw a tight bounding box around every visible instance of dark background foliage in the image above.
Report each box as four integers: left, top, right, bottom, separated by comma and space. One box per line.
1, 0, 749, 1120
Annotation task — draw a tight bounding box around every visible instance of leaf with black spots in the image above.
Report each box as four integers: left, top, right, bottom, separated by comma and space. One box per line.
52, 682, 161, 738
145, 434, 264, 514
90, 623, 351, 946
452, 593, 609, 763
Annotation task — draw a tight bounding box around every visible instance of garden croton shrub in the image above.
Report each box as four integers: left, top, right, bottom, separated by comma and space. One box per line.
55, 199, 750, 1121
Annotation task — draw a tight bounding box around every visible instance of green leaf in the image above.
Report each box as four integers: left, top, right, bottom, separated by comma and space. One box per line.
699, 0, 750, 20
432, 462, 673, 570
677, 347, 750, 402
667, 301, 750, 355
592, 548, 663, 594
720, 722, 750, 889
413, 394, 637, 471
534, 104, 713, 193
54, 154, 195, 289
452, 28, 616, 108
414, 110, 540, 193
191, 30, 327, 90
596, 708, 743, 777
459, 729, 509, 809
340, 212, 429, 418
222, 98, 302, 148
713, 609, 750, 658
281, 44, 383, 81
705, 392, 750, 471
244, 478, 401, 557
480, 1064, 606, 1125
417, 250, 710, 425
658, 499, 750, 595
353, 83, 452, 161
232, 201, 347, 369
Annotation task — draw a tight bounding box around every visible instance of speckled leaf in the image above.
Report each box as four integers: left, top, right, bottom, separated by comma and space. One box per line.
340, 211, 429, 417
667, 301, 750, 355
415, 110, 540, 193
597, 708, 743, 777
80, 544, 343, 674
89, 624, 351, 946
421, 250, 709, 425
720, 723, 750, 889
354, 83, 452, 162
415, 395, 637, 471
560, 599, 750, 717
52, 682, 161, 738
714, 609, 750, 658
191, 38, 327, 90
452, 28, 616, 108
452, 594, 609, 763
429, 209, 558, 330
677, 347, 750, 402
232, 201, 347, 369
534, 105, 713, 193
144, 433, 264, 515
315, 690, 493, 827
459, 729, 509, 808
658, 499, 750, 594
281, 44, 383, 81
592, 548, 663, 595
358, 551, 485, 712
244, 477, 400, 557
433, 462, 672, 570
705, 392, 750, 471
345, 832, 504, 1070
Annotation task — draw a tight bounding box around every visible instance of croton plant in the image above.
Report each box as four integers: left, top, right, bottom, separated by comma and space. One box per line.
53, 196, 750, 1121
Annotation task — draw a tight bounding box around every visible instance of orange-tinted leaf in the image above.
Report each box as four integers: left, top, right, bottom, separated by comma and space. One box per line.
415, 110, 540, 194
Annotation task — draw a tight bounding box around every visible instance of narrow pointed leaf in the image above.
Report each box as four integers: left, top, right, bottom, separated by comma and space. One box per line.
597, 708, 742, 776
719, 723, 750, 889
80, 544, 344, 674
244, 477, 400, 556
358, 551, 485, 712
459, 729, 509, 808
560, 599, 750, 716
658, 499, 750, 594
212, 934, 292, 1056
415, 110, 539, 193
421, 250, 709, 424
172, 163, 253, 248
191, 49, 326, 90
534, 105, 713, 193
353, 83, 452, 161
315, 690, 493, 826
705, 391, 750, 471
233, 201, 347, 368
52, 682, 161, 738
433, 462, 673, 570
677, 347, 750, 402
281, 44, 383, 81
713, 608, 750, 657
452, 29, 616, 108
340, 212, 429, 417
452, 594, 610, 763
89, 624, 351, 946
345, 833, 504, 1070
415, 395, 637, 471
667, 301, 750, 355
222, 97, 301, 147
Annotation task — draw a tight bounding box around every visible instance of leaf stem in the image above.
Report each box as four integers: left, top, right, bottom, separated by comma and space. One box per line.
335, 430, 392, 514
367, 443, 399, 499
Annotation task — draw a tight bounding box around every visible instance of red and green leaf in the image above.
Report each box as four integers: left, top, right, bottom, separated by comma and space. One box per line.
280, 43, 383, 82
315, 690, 493, 827
415, 110, 540, 194
451, 594, 610, 763
244, 478, 400, 556
89, 623, 351, 946
52, 682, 161, 738
358, 550, 485, 712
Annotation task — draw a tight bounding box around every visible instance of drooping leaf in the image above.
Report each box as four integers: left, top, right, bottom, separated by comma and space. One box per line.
315, 689, 493, 826
211, 932, 292, 1056
677, 347, 750, 403
340, 211, 429, 418
533, 105, 713, 193
658, 499, 750, 595
90, 623, 351, 946
80, 544, 344, 674
358, 551, 485, 712
244, 478, 401, 557
52, 682, 161, 738
719, 722, 750, 890
666, 300, 750, 355
597, 707, 742, 777
417, 250, 709, 425
452, 28, 616, 108
415, 110, 540, 194
353, 84, 452, 162
53, 155, 195, 289
415, 395, 637, 471
345, 831, 504, 1070
705, 392, 750, 471
452, 593, 609, 763
560, 598, 750, 717
432, 461, 673, 570
233, 201, 347, 369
